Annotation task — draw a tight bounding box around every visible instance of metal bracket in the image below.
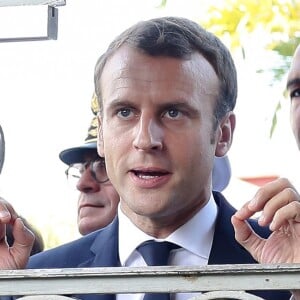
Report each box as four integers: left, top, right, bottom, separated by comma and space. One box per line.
0, 0, 66, 42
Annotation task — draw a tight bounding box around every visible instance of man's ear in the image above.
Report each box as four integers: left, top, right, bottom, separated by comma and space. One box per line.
215, 112, 236, 157
97, 114, 104, 157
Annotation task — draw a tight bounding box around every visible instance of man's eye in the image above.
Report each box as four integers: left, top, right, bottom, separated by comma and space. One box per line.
290, 88, 300, 99
78, 167, 85, 175
117, 108, 132, 118
165, 108, 182, 119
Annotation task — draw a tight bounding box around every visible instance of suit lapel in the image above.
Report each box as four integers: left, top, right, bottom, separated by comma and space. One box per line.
78, 217, 120, 268
208, 192, 253, 265
75, 218, 120, 300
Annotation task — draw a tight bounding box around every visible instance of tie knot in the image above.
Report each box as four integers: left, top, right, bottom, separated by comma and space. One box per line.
137, 240, 179, 266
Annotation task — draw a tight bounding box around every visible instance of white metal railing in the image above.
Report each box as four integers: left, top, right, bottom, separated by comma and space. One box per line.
0, 1, 65, 6
0, 264, 299, 299
0, 0, 66, 42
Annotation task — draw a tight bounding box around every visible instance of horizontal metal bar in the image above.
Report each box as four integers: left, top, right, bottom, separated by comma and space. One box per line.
0, 0, 65, 7
0, 264, 299, 296
0, 36, 51, 42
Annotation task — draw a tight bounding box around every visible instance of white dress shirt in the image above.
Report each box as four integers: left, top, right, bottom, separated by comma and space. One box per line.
117, 194, 218, 300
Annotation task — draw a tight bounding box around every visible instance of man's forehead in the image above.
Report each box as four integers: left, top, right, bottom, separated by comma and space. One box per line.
287, 46, 300, 89
100, 46, 218, 100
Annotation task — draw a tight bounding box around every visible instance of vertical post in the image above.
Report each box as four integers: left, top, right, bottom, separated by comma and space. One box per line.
47, 6, 58, 40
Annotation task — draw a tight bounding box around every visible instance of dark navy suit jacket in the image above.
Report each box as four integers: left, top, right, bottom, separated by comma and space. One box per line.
24, 192, 291, 300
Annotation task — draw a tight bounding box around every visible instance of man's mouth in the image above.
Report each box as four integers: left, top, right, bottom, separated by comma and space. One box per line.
129, 168, 171, 188
80, 203, 105, 210
131, 169, 170, 179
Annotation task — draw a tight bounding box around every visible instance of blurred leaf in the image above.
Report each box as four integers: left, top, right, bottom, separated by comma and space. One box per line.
159, 0, 167, 8
272, 38, 300, 57
270, 101, 281, 138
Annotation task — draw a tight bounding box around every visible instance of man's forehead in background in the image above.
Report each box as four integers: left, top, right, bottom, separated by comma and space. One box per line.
286, 45, 300, 91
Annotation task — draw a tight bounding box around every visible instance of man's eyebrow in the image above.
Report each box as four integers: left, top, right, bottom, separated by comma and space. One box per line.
108, 99, 133, 108
157, 101, 192, 109
158, 101, 199, 115
286, 77, 300, 90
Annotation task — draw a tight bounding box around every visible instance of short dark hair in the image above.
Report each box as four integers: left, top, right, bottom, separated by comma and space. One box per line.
94, 16, 237, 125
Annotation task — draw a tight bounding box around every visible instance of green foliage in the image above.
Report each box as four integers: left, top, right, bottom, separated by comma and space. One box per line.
161, 0, 300, 136
200, 0, 300, 116
160, 0, 300, 65
202, 0, 300, 54
272, 37, 300, 82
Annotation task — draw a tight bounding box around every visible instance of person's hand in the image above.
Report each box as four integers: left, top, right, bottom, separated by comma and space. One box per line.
231, 177, 300, 264
232, 178, 300, 300
0, 197, 35, 269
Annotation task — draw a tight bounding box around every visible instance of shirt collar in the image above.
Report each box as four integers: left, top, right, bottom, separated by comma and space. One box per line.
118, 194, 218, 266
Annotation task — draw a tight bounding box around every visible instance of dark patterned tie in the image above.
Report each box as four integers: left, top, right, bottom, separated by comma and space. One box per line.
137, 240, 179, 300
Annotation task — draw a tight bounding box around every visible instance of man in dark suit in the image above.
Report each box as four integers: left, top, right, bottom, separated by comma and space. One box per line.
59, 92, 231, 237
0, 16, 300, 300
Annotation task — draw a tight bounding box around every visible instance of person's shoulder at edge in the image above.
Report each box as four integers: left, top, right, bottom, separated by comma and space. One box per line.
27, 222, 113, 269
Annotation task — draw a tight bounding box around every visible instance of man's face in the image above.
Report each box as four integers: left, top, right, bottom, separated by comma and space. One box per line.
287, 45, 300, 149
76, 152, 119, 235
97, 46, 234, 234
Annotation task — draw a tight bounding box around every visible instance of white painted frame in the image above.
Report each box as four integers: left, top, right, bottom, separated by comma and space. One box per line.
0, 0, 66, 42
0, 1, 65, 7
0, 264, 298, 299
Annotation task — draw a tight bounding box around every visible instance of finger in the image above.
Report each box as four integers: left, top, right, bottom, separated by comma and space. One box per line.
233, 181, 286, 221
233, 200, 256, 220
249, 178, 296, 212
231, 215, 264, 262
10, 218, 35, 268
231, 214, 252, 241
0, 204, 13, 223
0, 197, 18, 223
255, 186, 300, 227
270, 201, 300, 231
0, 224, 7, 246
0, 198, 20, 246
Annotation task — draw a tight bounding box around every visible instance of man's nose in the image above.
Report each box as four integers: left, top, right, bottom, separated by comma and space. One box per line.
76, 168, 101, 193
133, 117, 163, 151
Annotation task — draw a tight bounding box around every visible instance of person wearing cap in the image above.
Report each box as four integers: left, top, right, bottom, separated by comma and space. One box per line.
60, 141, 119, 236
59, 96, 119, 236
59, 94, 232, 236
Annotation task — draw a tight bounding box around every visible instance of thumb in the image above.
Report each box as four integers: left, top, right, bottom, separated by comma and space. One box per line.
231, 214, 252, 243
10, 218, 35, 268
231, 215, 262, 262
